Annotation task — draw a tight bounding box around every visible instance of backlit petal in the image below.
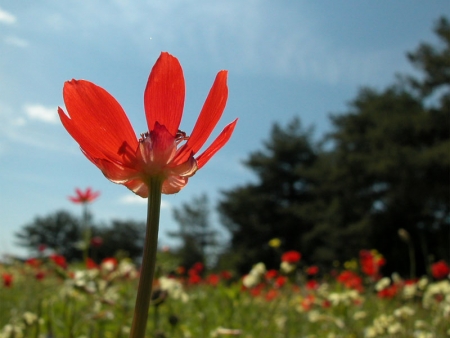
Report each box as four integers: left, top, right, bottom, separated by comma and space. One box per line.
60, 80, 138, 163
124, 179, 149, 198
196, 119, 238, 169
173, 70, 228, 164
144, 52, 185, 135
162, 176, 188, 194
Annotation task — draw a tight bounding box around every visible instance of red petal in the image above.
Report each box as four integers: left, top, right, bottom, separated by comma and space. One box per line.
174, 70, 228, 164
59, 80, 138, 163
162, 176, 188, 194
196, 119, 237, 169
144, 52, 185, 135
124, 179, 149, 198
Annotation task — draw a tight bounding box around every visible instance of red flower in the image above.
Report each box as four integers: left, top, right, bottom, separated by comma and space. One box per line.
220, 270, 232, 280
265, 289, 279, 301
50, 254, 67, 269
68, 187, 100, 204
2, 273, 13, 288
25, 258, 41, 268
206, 274, 220, 286
188, 273, 202, 285
431, 260, 450, 280
377, 284, 398, 299
86, 258, 99, 270
265, 269, 278, 280
306, 279, 319, 290
90, 236, 103, 248
301, 294, 315, 311
274, 276, 287, 288
191, 262, 204, 274
35, 271, 45, 281
337, 270, 363, 292
281, 250, 301, 264
306, 265, 319, 276
359, 250, 385, 277
58, 52, 237, 196
101, 257, 118, 271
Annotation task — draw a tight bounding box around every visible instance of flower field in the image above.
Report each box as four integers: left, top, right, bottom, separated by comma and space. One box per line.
1, 250, 449, 338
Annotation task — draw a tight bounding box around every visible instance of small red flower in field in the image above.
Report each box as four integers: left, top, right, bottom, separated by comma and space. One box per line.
274, 276, 287, 288
377, 284, 398, 299
68, 187, 100, 204
101, 257, 118, 271
337, 270, 363, 292
50, 254, 67, 269
306, 279, 319, 290
301, 294, 315, 311
265, 289, 279, 301
206, 274, 220, 286
359, 250, 385, 277
220, 270, 232, 280
86, 258, 99, 270
38, 244, 47, 253
281, 250, 301, 264
306, 265, 319, 276
90, 236, 103, 248
431, 260, 450, 279
265, 269, 278, 280
35, 271, 45, 281
2, 273, 13, 287
191, 262, 204, 274
188, 273, 202, 285
249, 284, 264, 297
58, 52, 237, 196
25, 258, 41, 268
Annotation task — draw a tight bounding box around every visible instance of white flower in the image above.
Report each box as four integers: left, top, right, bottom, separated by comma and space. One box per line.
280, 261, 295, 274
375, 277, 391, 291
393, 305, 415, 319
22, 312, 38, 325
353, 311, 367, 320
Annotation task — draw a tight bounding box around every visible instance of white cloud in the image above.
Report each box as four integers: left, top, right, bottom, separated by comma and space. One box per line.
4, 36, 29, 48
24, 104, 58, 124
0, 7, 16, 24
119, 194, 171, 209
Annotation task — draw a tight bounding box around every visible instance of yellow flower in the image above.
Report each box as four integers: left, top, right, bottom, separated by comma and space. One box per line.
268, 238, 281, 248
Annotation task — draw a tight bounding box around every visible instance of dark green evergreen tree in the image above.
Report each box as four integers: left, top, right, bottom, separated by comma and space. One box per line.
219, 119, 319, 273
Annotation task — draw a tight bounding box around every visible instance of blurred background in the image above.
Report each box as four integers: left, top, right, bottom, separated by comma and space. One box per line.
0, 1, 448, 276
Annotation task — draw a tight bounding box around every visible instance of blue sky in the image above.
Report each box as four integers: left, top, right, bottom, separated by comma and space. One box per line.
0, 1, 448, 258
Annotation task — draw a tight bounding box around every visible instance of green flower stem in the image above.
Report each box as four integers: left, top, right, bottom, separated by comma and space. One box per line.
130, 176, 163, 338
82, 203, 91, 264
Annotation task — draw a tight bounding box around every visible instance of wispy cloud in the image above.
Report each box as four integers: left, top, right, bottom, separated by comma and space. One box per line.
4, 36, 29, 48
119, 194, 171, 209
0, 7, 16, 25
24, 104, 58, 124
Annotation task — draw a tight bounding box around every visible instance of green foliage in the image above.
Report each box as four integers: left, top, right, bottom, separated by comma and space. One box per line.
92, 220, 146, 262
15, 210, 82, 260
